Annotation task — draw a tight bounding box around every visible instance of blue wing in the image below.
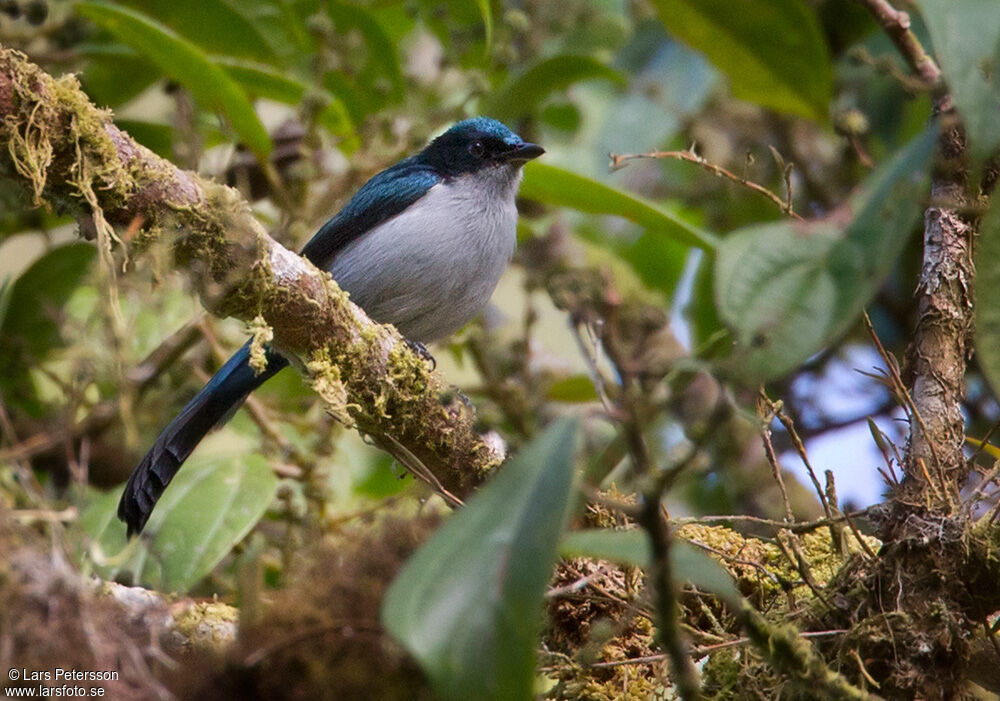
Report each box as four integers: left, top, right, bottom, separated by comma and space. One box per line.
300, 158, 441, 266
119, 158, 441, 537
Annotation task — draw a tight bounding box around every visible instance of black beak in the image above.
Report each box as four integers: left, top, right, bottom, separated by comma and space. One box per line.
505, 142, 545, 163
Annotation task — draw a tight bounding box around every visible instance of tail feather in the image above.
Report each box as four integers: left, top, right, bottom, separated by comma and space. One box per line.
118, 341, 288, 536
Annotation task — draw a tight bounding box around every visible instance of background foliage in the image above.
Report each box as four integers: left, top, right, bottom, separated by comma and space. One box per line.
3, 0, 1000, 698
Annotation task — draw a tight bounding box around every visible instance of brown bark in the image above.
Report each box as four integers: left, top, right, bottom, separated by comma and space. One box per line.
902, 122, 974, 506
0, 47, 501, 503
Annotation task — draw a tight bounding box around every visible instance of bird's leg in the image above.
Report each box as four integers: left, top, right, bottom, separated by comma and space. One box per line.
405, 339, 436, 369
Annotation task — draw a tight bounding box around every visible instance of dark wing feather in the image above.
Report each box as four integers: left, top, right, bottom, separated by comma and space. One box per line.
117, 342, 288, 536
299, 158, 441, 266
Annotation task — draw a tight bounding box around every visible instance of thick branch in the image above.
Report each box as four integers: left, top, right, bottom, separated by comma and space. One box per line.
0, 47, 500, 501
856, 0, 973, 505
905, 124, 973, 497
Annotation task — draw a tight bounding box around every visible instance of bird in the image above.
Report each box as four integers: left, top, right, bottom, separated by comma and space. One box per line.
118, 117, 544, 536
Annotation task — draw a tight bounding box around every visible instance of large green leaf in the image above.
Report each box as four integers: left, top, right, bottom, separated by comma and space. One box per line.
81, 454, 278, 592
0, 243, 96, 414
651, 0, 832, 122
520, 162, 718, 250
113, 0, 279, 63
917, 0, 1000, 165
560, 528, 740, 604
116, 120, 174, 158
382, 418, 579, 701
216, 58, 356, 144
327, 1, 404, 102
715, 129, 936, 381
473, 0, 493, 57
483, 55, 626, 123
78, 44, 158, 108
76, 2, 273, 158
975, 202, 1000, 398
0, 243, 95, 360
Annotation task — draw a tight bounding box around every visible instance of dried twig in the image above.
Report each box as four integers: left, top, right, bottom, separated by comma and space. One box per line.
854, 0, 941, 88
610, 148, 804, 221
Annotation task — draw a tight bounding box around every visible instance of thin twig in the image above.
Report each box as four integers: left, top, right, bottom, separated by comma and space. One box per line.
854, 0, 942, 88
758, 398, 795, 523
863, 312, 943, 475
669, 510, 872, 534
609, 148, 804, 221
772, 397, 834, 519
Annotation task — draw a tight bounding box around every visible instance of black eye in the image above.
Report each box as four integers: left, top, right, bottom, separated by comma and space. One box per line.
469, 140, 485, 158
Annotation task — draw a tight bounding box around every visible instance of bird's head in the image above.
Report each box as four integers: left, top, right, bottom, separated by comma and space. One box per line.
418, 117, 544, 178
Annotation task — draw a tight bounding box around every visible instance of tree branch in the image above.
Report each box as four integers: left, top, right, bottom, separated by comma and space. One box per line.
0, 47, 501, 502
854, 0, 941, 89
855, 1, 971, 503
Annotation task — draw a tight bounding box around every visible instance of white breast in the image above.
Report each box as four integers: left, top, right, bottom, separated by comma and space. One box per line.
328, 165, 520, 342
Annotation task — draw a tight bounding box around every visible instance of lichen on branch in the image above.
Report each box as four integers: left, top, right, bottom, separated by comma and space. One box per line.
0, 46, 500, 501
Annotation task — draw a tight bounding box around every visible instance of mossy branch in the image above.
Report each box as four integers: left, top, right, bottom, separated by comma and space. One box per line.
736, 602, 883, 701
0, 47, 501, 501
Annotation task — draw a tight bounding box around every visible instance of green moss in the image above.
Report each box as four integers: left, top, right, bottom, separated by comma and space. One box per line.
306, 347, 355, 425
701, 648, 741, 699
172, 601, 238, 652
247, 315, 274, 375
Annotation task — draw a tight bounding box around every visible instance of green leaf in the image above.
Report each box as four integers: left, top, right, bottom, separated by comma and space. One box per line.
561, 527, 651, 565
474, 0, 493, 57
715, 128, 936, 381
620, 230, 689, 296
327, 1, 404, 101
547, 375, 599, 403
382, 418, 579, 701
211, 0, 310, 64
520, 162, 718, 250
113, 0, 279, 63
687, 251, 727, 354
116, 120, 174, 158
0, 243, 95, 413
0, 243, 95, 360
916, 0, 1000, 165
560, 528, 740, 603
79, 45, 158, 108
650, 0, 832, 122
975, 202, 1000, 398
483, 55, 626, 123
76, 1, 272, 158
216, 58, 356, 143
83, 454, 278, 592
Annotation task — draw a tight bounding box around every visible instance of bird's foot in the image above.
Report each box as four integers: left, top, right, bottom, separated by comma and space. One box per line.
405, 339, 436, 369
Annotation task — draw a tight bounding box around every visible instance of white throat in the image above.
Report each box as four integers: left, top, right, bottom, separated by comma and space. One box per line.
327, 164, 521, 341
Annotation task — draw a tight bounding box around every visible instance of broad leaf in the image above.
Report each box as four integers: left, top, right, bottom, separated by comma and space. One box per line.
113, 0, 279, 63
0, 243, 95, 414
547, 375, 599, 403
0, 243, 95, 360
79, 44, 158, 108
521, 162, 718, 250
651, 0, 832, 122
560, 528, 740, 603
216, 58, 356, 143
715, 128, 936, 381
917, 0, 1000, 165
76, 2, 272, 158
81, 454, 278, 592
382, 418, 579, 701
474, 0, 493, 57
327, 2, 405, 102
116, 120, 174, 157
483, 55, 626, 123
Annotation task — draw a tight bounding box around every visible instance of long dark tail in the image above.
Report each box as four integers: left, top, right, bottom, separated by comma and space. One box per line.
118, 341, 289, 536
